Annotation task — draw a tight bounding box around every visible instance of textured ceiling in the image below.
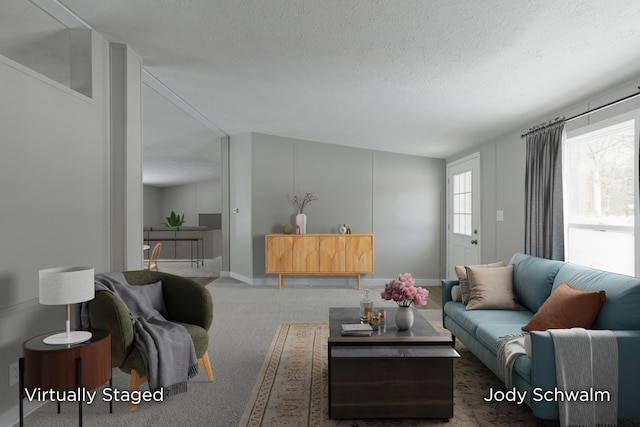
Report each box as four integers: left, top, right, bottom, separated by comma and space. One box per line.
7, 1, 640, 184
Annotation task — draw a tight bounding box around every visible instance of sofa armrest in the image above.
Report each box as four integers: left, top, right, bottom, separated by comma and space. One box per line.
88, 291, 135, 368
441, 279, 458, 305
440, 279, 459, 324
530, 329, 640, 418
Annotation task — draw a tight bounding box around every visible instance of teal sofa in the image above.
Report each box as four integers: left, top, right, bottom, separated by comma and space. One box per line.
441, 253, 640, 423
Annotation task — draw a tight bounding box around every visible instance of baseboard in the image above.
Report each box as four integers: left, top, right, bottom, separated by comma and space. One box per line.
226, 273, 442, 288
367, 278, 441, 287
229, 271, 253, 284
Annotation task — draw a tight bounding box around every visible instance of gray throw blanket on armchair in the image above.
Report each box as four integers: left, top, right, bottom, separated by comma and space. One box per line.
81, 272, 199, 398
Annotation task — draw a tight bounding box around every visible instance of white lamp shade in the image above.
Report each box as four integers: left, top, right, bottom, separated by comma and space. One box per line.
39, 266, 95, 305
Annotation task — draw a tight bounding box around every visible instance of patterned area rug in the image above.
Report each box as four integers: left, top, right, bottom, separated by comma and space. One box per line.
239, 322, 539, 427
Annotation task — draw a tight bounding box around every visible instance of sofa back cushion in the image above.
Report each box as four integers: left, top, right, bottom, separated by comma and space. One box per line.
510, 253, 564, 312
553, 263, 640, 330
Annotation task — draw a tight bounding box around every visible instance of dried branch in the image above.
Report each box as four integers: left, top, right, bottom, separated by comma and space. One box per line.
289, 191, 317, 213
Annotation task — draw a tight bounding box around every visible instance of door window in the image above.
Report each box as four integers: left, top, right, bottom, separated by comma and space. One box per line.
453, 171, 473, 236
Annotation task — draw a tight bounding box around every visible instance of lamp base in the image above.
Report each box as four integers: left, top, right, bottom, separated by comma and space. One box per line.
43, 330, 92, 345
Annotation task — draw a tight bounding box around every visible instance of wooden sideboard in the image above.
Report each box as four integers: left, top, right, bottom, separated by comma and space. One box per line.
265, 233, 374, 289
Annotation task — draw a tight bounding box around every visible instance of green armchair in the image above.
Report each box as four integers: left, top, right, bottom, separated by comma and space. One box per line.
87, 271, 214, 411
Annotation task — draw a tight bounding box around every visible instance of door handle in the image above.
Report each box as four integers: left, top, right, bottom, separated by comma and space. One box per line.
470, 239, 478, 245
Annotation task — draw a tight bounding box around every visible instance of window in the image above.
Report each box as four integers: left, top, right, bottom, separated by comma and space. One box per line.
564, 117, 638, 275
0, 1, 92, 97
452, 170, 473, 236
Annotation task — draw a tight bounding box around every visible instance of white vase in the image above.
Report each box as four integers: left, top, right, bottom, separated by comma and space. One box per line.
394, 306, 414, 330
295, 213, 307, 234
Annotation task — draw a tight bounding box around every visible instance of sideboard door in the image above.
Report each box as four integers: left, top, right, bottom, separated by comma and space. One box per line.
292, 235, 320, 272
319, 235, 346, 273
345, 234, 374, 273
266, 235, 293, 273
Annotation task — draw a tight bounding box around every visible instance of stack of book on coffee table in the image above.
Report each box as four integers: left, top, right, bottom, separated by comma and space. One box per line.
340, 323, 373, 336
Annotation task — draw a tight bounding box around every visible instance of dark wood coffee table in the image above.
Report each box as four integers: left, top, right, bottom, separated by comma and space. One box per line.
328, 307, 459, 419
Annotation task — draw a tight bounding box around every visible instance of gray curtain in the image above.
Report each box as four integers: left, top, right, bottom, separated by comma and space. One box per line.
524, 120, 565, 260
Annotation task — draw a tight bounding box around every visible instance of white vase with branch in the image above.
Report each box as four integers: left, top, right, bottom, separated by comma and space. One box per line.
289, 192, 317, 234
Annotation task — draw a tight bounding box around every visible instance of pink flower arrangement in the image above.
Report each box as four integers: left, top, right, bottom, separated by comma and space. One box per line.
380, 273, 429, 307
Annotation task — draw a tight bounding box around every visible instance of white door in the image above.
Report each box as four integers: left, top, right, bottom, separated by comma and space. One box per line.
446, 153, 481, 278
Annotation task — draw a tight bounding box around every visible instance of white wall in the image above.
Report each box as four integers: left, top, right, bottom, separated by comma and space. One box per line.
143, 179, 221, 227
229, 134, 253, 280
447, 75, 640, 265
0, 32, 111, 419
229, 132, 445, 285
161, 179, 220, 226
373, 152, 444, 279
109, 43, 144, 271
143, 185, 162, 226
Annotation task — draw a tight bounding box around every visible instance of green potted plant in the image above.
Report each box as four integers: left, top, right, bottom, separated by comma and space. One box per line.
163, 211, 186, 227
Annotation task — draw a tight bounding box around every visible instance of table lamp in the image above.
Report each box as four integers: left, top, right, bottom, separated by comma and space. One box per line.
39, 266, 95, 345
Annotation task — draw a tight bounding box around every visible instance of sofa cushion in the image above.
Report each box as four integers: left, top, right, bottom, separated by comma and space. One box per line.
476, 321, 532, 353
444, 301, 533, 336
475, 321, 534, 384
455, 261, 505, 304
553, 263, 640, 330
466, 265, 525, 311
510, 253, 564, 313
522, 282, 606, 331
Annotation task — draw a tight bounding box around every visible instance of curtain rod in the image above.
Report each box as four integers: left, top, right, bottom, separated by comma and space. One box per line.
520, 86, 640, 139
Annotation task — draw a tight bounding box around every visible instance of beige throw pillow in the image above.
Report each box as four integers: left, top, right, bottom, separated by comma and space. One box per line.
455, 261, 505, 304
465, 264, 524, 310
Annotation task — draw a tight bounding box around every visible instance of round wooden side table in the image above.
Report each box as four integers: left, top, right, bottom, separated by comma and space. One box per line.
20, 328, 111, 427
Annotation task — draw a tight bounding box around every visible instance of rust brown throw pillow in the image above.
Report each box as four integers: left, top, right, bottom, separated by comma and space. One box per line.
455, 261, 505, 304
521, 282, 607, 331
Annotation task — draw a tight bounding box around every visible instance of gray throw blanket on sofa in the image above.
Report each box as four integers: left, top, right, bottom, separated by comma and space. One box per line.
496, 332, 528, 388
549, 328, 618, 427
81, 272, 199, 397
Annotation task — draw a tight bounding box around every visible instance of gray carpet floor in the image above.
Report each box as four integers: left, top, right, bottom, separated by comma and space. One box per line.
18, 277, 432, 427
152, 257, 221, 278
